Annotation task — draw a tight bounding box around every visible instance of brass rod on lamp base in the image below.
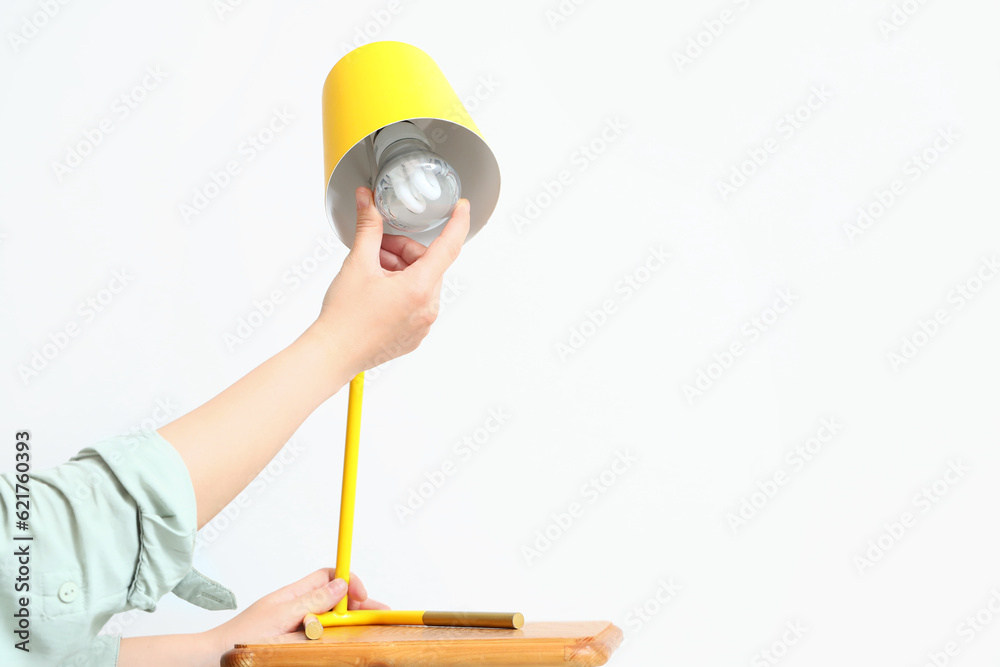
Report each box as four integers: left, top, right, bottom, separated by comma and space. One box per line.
423, 611, 524, 629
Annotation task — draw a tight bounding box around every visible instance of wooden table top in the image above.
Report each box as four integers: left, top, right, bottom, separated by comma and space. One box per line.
220, 620, 623, 666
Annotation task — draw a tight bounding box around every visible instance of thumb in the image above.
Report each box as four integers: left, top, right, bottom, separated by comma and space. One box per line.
350, 187, 384, 261
290, 578, 348, 617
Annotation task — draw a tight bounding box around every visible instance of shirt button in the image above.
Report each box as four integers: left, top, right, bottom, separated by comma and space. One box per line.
58, 582, 79, 603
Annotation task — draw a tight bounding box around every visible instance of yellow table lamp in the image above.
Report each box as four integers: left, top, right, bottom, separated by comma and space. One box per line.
314, 40, 508, 634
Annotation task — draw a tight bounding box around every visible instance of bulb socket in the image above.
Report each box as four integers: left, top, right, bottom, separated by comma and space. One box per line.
373, 121, 430, 164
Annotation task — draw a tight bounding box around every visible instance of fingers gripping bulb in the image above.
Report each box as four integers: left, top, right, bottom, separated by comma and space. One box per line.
373, 121, 461, 234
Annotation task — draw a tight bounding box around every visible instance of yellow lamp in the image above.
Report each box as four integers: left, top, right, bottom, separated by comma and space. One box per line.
315, 41, 514, 635
322, 40, 501, 247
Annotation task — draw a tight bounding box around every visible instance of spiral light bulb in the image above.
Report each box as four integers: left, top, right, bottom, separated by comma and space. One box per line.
373, 121, 461, 233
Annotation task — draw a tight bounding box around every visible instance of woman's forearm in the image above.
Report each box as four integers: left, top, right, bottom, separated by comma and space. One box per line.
158, 324, 356, 528
119, 632, 221, 667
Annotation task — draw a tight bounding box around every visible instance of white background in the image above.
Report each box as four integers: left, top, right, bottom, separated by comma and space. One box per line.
2, 1, 1000, 665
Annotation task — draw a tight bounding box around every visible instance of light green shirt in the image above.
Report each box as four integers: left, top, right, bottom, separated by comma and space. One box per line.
1, 430, 237, 666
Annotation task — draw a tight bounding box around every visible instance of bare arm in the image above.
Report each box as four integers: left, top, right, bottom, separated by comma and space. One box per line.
118, 633, 217, 667
157, 326, 351, 528
158, 186, 470, 529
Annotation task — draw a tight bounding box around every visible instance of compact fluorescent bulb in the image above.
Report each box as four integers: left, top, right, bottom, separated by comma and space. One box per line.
372, 121, 461, 233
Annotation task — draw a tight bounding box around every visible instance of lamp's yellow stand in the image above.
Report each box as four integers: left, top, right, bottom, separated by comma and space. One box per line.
311, 372, 524, 633
220, 372, 623, 665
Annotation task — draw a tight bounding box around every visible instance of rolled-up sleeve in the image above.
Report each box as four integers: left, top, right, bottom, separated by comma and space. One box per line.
0, 430, 236, 666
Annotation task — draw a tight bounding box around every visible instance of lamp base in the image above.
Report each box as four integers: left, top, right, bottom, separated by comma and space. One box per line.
312, 609, 524, 630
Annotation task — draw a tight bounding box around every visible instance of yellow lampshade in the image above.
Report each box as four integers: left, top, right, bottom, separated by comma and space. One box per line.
322, 41, 501, 247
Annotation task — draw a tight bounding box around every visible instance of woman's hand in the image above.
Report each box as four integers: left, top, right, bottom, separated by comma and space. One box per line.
308, 186, 471, 380
119, 569, 388, 667
206, 568, 389, 652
